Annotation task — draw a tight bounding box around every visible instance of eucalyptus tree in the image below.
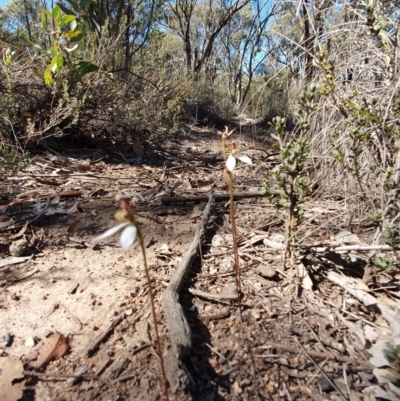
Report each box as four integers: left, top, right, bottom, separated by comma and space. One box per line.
0, 0, 45, 44
55, 0, 164, 70
219, 0, 277, 106
166, 0, 250, 76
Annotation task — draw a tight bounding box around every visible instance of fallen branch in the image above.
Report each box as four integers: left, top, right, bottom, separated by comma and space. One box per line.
163, 191, 214, 393
189, 288, 239, 301
310, 244, 400, 253
326, 271, 400, 327
23, 370, 127, 396
161, 189, 263, 204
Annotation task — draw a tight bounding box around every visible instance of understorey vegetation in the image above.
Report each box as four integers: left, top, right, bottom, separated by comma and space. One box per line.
1, 0, 400, 396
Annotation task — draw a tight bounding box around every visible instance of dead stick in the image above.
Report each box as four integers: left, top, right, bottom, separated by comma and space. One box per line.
163, 191, 214, 393
259, 342, 371, 368
58, 302, 83, 329
310, 244, 400, 252
161, 190, 263, 204
294, 338, 348, 401
23, 370, 127, 396
188, 288, 239, 301
85, 312, 126, 357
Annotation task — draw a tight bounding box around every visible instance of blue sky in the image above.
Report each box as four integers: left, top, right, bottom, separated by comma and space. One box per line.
0, 0, 9, 5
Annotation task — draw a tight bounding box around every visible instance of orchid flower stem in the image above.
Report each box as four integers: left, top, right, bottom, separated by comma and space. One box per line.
222, 138, 227, 161
137, 227, 169, 401
226, 169, 241, 296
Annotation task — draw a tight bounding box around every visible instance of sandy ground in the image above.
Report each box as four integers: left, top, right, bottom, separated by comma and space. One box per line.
0, 126, 399, 401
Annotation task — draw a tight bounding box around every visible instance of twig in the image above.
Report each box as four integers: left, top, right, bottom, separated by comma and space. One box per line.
23, 370, 127, 396
310, 244, 400, 253
94, 358, 113, 377
85, 312, 126, 357
58, 302, 83, 329
109, 357, 129, 380
161, 189, 263, 204
205, 343, 227, 361
258, 342, 371, 368
188, 288, 239, 301
294, 338, 348, 401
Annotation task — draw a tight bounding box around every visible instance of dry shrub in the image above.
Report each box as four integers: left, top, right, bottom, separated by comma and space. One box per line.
305, 2, 400, 219
0, 50, 191, 151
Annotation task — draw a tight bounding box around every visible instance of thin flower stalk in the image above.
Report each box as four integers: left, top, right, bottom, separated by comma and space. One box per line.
226, 168, 242, 295
221, 135, 252, 297
93, 194, 169, 400
221, 125, 235, 161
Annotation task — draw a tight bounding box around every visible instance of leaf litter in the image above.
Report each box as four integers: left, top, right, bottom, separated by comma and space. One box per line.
0, 126, 399, 400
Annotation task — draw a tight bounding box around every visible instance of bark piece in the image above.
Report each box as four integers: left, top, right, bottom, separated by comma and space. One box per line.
163, 191, 214, 393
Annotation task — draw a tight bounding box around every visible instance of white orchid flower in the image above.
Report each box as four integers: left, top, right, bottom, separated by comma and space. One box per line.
93, 222, 137, 250
226, 142, 252, 172
64, 44, 78, 53
93, 195, 139, 250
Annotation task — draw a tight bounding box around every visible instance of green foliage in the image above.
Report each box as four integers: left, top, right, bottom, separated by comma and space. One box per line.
367, 209, 384, 223
0, 147, 31, 179
372, 257, 396, 272
383, 342, 400, 390
263, 86, 316, 261
40, 5, 98, 85
384, 343, 400, 372
382, 223, 400, 246
264, 117, 311, 226
362, 1, 397, 51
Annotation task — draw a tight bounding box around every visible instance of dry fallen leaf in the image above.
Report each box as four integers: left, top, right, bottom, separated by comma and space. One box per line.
77, 164, 91, 172
35, 332, 69, 370
67, 217, 81, 235
350, 277, 370, 292
0, 357, 25, 401
9, 221, 28, 240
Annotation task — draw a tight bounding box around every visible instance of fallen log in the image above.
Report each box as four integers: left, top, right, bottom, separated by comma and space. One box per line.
163, 191, 215, 393
161, 189, 264, 204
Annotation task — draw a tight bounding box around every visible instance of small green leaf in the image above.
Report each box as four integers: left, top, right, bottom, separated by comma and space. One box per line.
77, 61, 99, 75
50, 46, 58, 58
44, 69, 53, 85
52, 6, 61, 20
40, 7, 53, 18
41, 13, 48, 29
81, 16, 90, 31
62, 15, 76, 25
64, 29, 82, 40
57, 54, 64, 68
79, 0, 93, 7
56, 2, 75, 16
69, 31, 84, 42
